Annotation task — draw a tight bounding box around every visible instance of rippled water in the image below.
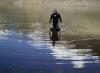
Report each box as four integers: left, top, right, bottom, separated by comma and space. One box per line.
0, 0, 100, 73
0, 23, 100, 73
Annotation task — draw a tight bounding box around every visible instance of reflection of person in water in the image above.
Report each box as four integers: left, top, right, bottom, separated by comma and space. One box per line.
49, 9, 62, 46
49, 9, 62, 29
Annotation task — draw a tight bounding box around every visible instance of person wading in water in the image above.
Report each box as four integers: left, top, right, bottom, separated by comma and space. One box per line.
49, 9, 62, 46
49, 9, 62, 29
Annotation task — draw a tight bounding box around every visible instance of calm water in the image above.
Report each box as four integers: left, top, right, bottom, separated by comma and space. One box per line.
0, 0, 100, 73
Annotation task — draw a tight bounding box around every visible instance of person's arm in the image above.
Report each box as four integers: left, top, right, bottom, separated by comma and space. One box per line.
49, 14, 52, 23
59, 14, 62, 23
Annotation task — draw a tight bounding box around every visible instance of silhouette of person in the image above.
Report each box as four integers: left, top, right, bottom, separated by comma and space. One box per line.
49, 9, 62, 29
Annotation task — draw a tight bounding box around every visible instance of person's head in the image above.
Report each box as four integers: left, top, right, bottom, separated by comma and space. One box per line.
53, 9, 57, 14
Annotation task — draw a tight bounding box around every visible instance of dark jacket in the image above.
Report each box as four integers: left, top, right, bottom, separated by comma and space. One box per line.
49, 13, 62, 23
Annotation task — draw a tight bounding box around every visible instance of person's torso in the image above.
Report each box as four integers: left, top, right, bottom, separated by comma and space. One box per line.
52, 13, 60, 22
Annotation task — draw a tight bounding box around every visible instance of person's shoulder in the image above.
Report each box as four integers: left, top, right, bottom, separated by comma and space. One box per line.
51, 13, 55, 15
51, 13, 54, 16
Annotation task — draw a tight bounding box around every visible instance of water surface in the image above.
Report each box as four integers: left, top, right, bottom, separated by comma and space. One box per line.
0, 23, 100, 73
0, 0, 100, 73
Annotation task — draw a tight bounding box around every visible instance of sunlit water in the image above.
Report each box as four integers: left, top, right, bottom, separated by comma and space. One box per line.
0, 23, 100, 73
0, 0, 100, 73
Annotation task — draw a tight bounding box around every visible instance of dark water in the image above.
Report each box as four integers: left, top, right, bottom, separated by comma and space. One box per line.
0, 23, 100, 73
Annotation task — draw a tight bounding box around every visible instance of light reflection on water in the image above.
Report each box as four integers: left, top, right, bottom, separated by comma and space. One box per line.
0, 0, 100, 72
50, 45, 99, 68
0, 28, 100, 73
